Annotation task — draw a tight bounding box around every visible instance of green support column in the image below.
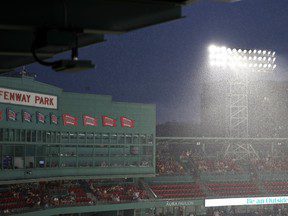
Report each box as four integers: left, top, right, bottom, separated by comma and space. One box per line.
76, 143, 79, 168
13, 143, 15, 170
59, 144, 61, 168
24, 143, 26, 169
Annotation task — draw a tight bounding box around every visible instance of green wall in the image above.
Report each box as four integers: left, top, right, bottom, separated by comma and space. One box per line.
0, 76, 156, 181
0, 76, 155, 134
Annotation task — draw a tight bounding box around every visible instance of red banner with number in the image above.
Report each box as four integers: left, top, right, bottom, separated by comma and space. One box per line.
102, 116, 117, 127
120, 116, 135, 128
83, 115, 98, 126
62, 114, 78, 126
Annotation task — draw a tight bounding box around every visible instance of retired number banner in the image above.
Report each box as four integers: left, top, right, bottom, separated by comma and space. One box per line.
22, 110, 32, 122
6, 108, 17, 121
83, 115, 98, 126
62, 114, 78, 126
36, 112, 45, 124
102, 116, 117, 127
50, 114, 58, 125
120, 116, 135, 128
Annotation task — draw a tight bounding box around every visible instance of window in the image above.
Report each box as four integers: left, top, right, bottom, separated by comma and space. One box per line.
95, 133, 102, 144
61, 145, 76, 157
69, 132, 77, 143
118, 134, 125, 144
111, 133, 117, 144
3, 145, 13, 169
133, 134, 139, 144
42, 131, 47, 143
46, 131, 51, 143
126, 134, 132, 144
140, 134, 146, 144
14, 145, 24, 169
102, 133, 109, 144
25, 145, 35, 168
61, 132, 69, 143
87, 132, 94, 144
21, 130, 26, 142
78, 132, 86, 143
78, 145, 93, 157
50, 131, 57, 143
148, 134, 153, 144
0, 128, 3, 141
37, 131, 42, 142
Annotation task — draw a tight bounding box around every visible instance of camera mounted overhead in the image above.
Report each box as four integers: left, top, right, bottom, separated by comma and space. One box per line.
31, 28, 95, 72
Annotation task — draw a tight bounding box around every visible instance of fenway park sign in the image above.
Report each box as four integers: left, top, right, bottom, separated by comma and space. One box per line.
0, 87, 57, 109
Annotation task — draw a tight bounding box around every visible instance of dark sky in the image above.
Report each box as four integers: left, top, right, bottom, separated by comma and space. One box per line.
26, 0, 288, 123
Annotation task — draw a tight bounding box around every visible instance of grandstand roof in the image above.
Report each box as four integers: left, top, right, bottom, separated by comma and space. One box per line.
0, 0, 197, 73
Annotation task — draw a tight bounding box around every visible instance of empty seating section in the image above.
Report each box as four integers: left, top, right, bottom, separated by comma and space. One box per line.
206, 182, 260, 197
264, 181, 288, 195
150, 183, 204, 199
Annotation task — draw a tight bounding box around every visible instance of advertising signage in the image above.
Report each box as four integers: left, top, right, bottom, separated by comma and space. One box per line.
0, 87, 57, 109
205, 196, 288, 207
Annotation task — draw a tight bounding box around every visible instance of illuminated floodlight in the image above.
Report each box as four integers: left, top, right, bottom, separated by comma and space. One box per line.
208, 45, 217, 53
220, 46, 227, 52
208, 44, 277, 71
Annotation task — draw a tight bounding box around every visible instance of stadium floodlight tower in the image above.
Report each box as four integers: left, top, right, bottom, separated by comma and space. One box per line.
208, 45, 276, 160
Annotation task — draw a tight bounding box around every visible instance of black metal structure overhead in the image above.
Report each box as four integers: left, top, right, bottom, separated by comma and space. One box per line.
0, 0, 199, 73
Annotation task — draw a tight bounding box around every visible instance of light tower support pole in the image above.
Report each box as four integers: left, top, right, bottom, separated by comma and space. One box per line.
224, 72, 259, 160
208, 45, 276, 161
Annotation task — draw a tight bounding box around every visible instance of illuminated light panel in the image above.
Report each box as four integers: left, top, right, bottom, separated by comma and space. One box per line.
208, 45, 276, 71
205, 196, 288, 207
